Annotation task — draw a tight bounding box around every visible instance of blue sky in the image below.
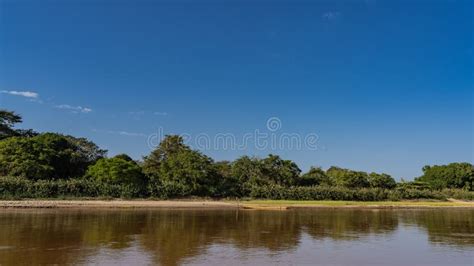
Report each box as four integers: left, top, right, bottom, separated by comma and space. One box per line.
0, 0, 472, 179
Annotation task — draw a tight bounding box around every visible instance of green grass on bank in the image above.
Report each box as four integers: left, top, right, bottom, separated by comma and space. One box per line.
240, 200, 474, 207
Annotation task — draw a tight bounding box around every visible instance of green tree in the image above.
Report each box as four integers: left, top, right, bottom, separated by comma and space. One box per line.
326, 166, 370, 188
213, 160, 240, 197
231, 156, 266, 196
0, 110, 38, 139
0, 133, 105, 179
143, 135, 217, 196
231, 154, 301, 193
368, 172, 397, 189
415, 163, 473, 190
0, 109, 22, 139
113, 154, 134, 162
299, 167, 332, 186
261, 154, 301, 187
86, 156, 146, 187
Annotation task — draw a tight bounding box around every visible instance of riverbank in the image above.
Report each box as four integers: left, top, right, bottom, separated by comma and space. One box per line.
0, 199, 473, 209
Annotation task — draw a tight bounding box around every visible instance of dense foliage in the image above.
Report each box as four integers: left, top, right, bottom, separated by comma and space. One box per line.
326, 167, 370, 188
415, 163, 473, 190
0, 109, 472, 200
143, 135, 218, 196
0, 110, 22, 139
0, 133, 105, 179
0, 110, 37, 139
298, 167, 332, 187
86, 155, 146, 189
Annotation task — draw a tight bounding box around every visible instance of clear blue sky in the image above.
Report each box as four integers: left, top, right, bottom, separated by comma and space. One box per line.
1, 0, 472, 179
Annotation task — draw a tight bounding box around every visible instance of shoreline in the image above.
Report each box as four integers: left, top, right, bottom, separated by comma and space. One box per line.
0, 199, 473, 210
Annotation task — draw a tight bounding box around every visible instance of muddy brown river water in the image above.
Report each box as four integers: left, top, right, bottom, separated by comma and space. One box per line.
0, 208, 472, 265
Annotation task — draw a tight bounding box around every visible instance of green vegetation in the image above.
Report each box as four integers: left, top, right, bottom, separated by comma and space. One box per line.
85, 155, 147, 197
241, 200, 474, 208
416, 163, 473, 190
0, 109, 472, 200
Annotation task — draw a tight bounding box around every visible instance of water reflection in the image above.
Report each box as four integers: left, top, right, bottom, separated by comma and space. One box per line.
0, 209, 472, 265
399, 210, 474, 247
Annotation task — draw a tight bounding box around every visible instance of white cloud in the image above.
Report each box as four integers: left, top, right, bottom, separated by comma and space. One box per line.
116, 131, 147, 137
1, 90, 39, 98
56, 104, 92, 113
154, 112, 168, 116
128, 111, 145, 115
322, 12, 341, 21
92, 129, 147, 137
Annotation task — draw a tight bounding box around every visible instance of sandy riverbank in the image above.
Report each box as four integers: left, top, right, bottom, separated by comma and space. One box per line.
0, 200, 236, 209
0, 199, 473, 210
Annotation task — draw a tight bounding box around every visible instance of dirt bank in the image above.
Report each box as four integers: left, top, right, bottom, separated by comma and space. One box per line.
0, 199, 473, 210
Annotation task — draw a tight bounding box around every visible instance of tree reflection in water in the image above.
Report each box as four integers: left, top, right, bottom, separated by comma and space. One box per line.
0, 209, 472, 265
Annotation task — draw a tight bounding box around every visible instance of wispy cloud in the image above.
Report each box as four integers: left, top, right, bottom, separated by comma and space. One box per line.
322, 11, 341, 21
56, 104, 93, 113
128, 111, 145, 116
128, 110, 168, 118
92, 129, 147, 137
1, 90, 39, 98
116, 131, 147, 137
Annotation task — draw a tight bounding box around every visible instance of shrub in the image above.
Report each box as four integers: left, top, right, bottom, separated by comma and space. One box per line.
0, 133, 105, 180
147, 180, 193, 199
326, 167, 370, 188
368, 173, 397, 189
86, 157, 146, 191
248, 185, 460, 201
299, 167, 332, 186
415, 163, 473, 190
0, 176, 145, 199
249, 185, 390, 201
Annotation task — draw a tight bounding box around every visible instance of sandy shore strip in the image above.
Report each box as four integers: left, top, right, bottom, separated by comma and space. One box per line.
0, 200, 237, 209
0, 199, 473, 210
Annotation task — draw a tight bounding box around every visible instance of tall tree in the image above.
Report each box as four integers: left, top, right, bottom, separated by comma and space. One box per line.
231, 154, 301, 192
0, 109, 22, 139
261, 154, 301, 187
416, 163, 473, 190
0, 133, 106, 179
86, 156, 146, 188
299, 167, 332, 186
143, 135, 217, 196
326, 166, 370, 188
368, 173, 397, 189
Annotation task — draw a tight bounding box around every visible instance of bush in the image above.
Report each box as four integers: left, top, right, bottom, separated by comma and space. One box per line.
440, 188, 474, 200
0, 176, 146, 199
387, 188, 446, 201
85, 156, 147, 196
368, 173, 397, 189
1, 176, 472, 201
147, 180, 193, 199
249, 185, 390, 201
299, 167, 332, 186
415, 163, 473, 190
0, 133, 105, 180
248, 185, 466, 201
326, 167, 370, 188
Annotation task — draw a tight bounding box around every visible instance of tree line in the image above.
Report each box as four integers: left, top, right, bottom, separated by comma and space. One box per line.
0, 109, 472, 200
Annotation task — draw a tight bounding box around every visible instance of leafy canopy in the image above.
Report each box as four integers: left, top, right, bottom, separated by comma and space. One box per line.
143, 135, 217, 196
326, 166, 370, 188
299, 167, 332, 186
0, 133, 106, 179
368, 172, 397, 189
86, 156, 145, 187
0, 110, 22, 139
416, 163, 473, 190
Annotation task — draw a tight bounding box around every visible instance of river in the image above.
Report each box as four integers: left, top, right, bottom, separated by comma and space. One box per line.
0, 208, 472, 265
